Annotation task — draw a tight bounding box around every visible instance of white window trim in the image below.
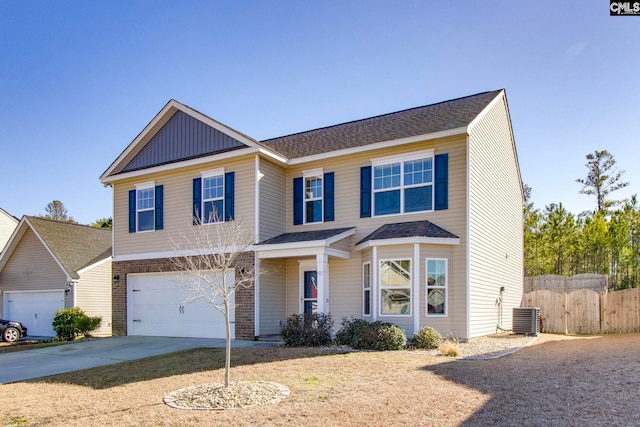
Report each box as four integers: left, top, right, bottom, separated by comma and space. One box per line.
378, 258, 412, 317
371, 149, 435, 217
362, 262, 372, 317
303, 174, 324, 224
201, 168, 225, 224
135, 182, 155, 233
426, 258, 448, 317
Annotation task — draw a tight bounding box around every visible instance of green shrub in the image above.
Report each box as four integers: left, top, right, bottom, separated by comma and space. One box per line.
334, 317, 370, 347
338, 320, 407, 351
411, 326, 443, 349
281, 313, 333, 347
52, 308, 102, 341
368, 322, 407, 351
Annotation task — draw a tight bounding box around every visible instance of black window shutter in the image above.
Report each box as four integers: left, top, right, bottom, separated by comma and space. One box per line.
128, 189, 136, 233
324, 172, 334, 222
192, 178, 202, 225
293, 177, 303, 225
154, 185, 163, 230
224, 172, 234, 221
434, 153, 448, 210
360, 166, 372, 218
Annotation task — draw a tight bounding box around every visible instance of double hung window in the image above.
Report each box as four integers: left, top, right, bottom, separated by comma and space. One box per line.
305, 175, 323, 223
372, 150, 434, 216
136, 185, 155, 232
362, 262, 371, 316
426, 259, 447, 316
202, 172, 224, 223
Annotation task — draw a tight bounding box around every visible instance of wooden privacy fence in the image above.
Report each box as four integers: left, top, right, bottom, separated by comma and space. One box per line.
522, 275, 640, 334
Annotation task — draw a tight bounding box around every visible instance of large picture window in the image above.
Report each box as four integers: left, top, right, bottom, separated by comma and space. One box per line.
372, 150, 434, 216
426, 258, 447, 316
379, 259, 411, 315
363, 262, 371, 316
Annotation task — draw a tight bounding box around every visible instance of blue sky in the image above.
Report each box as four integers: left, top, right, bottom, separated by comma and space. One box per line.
1, 1, 638, 224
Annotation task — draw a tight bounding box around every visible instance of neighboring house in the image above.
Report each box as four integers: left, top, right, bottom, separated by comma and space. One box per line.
0, 208, 19, 253
100, 89, 523, 340
0, 216, 112, 337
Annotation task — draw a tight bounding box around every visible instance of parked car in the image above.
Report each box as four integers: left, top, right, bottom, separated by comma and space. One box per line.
0, 319, 27, 342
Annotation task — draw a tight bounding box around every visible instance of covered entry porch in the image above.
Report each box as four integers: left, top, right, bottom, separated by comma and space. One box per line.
254, 228, 355, 337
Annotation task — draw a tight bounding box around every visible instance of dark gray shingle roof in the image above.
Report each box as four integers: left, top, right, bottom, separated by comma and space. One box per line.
260, 90, 502, 159
26, 216, 112, 279
356, 220, 458, 246
259, 227, 355, 245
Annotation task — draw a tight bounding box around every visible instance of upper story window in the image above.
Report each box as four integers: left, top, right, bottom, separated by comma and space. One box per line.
305, 174, 323, 223
360, 150, 448, 219
203, 172, 224, 223
128, 182, 163, 233
372, 150, 434, 216
293, 170, 334, 225
193, 169, 235, 225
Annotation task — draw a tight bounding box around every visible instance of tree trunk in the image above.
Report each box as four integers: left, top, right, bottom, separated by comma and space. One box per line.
225, 298, 231, 388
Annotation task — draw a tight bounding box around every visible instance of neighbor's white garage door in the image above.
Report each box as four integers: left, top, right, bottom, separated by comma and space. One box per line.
127, 272, 234, 339
4, 291, 64, 337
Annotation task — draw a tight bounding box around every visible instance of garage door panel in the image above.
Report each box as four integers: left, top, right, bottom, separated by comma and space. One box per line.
5, 291, 64, 337
127, 273, 234, 339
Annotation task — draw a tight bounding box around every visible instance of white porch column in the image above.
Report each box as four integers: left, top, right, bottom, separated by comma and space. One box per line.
413, 243, 420, 335
372, 247, 378, 321
316, 253, 329, 313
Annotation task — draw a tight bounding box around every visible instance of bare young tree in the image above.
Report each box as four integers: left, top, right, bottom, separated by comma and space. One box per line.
168, 214, 257, 387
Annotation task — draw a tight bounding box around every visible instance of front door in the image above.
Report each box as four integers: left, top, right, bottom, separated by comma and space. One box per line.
302, 271, 318, 314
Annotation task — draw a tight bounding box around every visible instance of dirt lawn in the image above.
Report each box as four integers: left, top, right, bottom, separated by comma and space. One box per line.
1, 333, 638, 426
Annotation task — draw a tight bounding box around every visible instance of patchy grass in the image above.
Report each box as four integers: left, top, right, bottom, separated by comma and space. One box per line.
0, 334, 639, 426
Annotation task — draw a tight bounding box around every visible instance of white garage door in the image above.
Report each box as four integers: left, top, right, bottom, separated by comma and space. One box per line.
127, 272, 235, 339
4, 291, 64, 337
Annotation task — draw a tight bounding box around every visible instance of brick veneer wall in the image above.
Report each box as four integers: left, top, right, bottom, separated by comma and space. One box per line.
112, 252, 256, 340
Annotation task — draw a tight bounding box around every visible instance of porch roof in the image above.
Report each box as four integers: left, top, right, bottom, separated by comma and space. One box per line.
355, 220, 460, 250
255, 227, 356, 259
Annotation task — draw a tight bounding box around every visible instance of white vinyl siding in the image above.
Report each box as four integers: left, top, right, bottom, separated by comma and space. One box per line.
0, 212, 18, 253
468, 95, 523, 338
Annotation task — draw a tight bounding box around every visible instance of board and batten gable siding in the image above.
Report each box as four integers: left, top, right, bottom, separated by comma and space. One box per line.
0, 229, 68, 318
75, 260, 113, 337
113, 156, 256, 257
257, 258, 286, 335
258, 158, 286, 243
467, 95, 523, 338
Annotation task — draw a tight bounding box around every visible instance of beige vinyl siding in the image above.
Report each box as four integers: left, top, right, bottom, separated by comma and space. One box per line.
468, 95, 523, 338
75, 260, 113, 337
278, 135, 469, 336
0, 212, 18, 253
113, 156, 256, 257
258, 258, 286, 335
418, 244, 465, 338
0, 229, 68, 318
326, 256, 362, 331
285, 135, 469, 246
258, 158, 286, 242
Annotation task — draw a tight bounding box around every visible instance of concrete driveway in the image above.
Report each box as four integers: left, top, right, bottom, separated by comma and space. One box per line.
0, 336, 279, 384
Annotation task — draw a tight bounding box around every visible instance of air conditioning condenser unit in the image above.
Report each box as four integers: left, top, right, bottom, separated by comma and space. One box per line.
512, 307, 540, 336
